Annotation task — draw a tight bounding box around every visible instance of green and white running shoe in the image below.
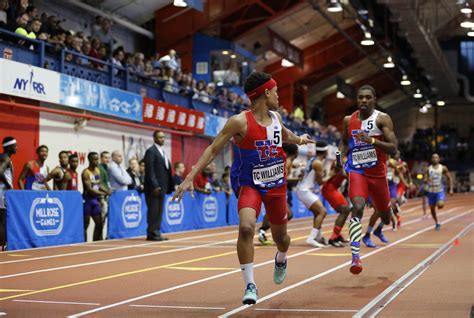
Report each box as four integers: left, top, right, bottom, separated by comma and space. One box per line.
242, 283, 258, 305
273, 254, 287, 285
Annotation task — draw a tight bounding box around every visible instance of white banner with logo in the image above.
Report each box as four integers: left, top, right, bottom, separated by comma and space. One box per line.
0, 58, 60, 103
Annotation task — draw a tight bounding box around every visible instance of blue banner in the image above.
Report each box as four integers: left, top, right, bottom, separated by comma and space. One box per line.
228, 193, 265, 226
161, 192, 196, 233
60, 74, 143, 121
107, 190, 147, 239
204, 113, 227, 137
6, 191, 84, 250
193, 192, 227, 229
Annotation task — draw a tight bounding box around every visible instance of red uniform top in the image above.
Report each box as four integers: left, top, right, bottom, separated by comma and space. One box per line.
66, 169, 78, 191
345, 110, 387, 178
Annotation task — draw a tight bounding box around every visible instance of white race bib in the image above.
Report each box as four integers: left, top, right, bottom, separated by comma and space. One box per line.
352, 148, 377, 166
252, 163, 285, 185
32, 182, 46, 191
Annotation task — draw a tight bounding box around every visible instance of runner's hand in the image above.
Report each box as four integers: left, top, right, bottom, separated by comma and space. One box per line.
355, 131, 372, 144
299, 134, 315, 145
172, 178, 194, 202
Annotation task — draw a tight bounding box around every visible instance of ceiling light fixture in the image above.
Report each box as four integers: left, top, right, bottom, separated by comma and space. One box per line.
281, 59, 295, 67
436, 100, 446, 106
419, 106, 428, 113
383, 56, 395, 68
425, 101, 432, 109
413, 89, 422, 98
400, 75, 411, 86
173, 0, 187, 8
327, 0, 343, 13
336, 91, 345, 99
361, 32, 374, 46
460, 15, 474, 28
222, 50, 229, 55
230, 54, 237, 59
468, 29, 474, 36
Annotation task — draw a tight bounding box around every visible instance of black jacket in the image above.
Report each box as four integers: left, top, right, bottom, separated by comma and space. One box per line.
143, 144, 173, 195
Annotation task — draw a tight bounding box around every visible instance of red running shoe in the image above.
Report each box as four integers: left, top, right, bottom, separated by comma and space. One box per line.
350, 256, 363, 275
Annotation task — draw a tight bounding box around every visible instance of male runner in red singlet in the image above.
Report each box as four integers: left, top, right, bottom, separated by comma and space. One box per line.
173, 72, 314, 305
341, 85, 398, 274
46, 150, 71, 190
66, 153, 79, 191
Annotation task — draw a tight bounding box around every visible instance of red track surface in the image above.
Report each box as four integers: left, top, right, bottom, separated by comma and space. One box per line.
0, 194, 472, 317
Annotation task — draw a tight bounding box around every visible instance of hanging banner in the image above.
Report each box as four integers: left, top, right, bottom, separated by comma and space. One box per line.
5, 190, 84, 250
60, 74, 143, 122
0, 58, 60, 103
107, 190, 147, 239
268, 28, 304, 69
143, 97, 205, 134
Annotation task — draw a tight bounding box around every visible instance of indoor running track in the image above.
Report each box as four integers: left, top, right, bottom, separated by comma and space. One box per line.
0, 194, 473, 318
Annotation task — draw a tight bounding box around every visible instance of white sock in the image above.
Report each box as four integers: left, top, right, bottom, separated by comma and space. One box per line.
309, 228, 319, 240
276, 251, 287, 263
240, 263, 255, 286
316, 228, 322, 240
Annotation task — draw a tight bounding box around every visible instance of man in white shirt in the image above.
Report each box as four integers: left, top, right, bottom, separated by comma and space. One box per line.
108, 151, 132, 191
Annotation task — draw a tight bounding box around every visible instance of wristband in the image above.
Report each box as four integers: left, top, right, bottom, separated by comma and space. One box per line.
299, 136, 303, 145
370, 137, 375, 145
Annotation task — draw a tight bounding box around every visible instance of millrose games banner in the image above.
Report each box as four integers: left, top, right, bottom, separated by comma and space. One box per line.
5, 191, 84, 250
60, 74, 143, 121
0, 58, 60, 103
107, 190, 147, 239
142, 97, 205, 134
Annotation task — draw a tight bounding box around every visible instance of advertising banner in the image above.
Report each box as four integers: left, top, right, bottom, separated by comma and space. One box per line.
107, 190, 147, 239
0, 58, 60, 103
143, 97, 205, 134
5, 191, 84, 250
60, 74, 143, 121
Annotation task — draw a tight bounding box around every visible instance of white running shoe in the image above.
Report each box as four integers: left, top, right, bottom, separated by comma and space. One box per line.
306, 237, 327, 248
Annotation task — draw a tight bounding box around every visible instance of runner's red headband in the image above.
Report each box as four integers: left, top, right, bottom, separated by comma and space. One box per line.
245, 78, 277, 101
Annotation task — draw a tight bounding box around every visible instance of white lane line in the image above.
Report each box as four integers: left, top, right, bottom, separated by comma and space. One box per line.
255, 308, 358, 313
0, 238, 236, 279
0, 216, 340, 279
217, 208, 470, 317
0, 214, 333, 265
130, 304, 225, 310
355, 222, 474, 318
67, 206, 448, 318
13, 299, 100, 306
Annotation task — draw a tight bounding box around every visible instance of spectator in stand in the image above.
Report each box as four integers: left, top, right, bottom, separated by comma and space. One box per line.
205, 83, 216, 103
18, 145, 50, 190
99, 151, 111, 230
91, 15, 102, 35
159, 49, 180, 71
0, 0, 9, 26
88, 37, 100, 62
66, 36, 83, 62
108, 151, 132, 191
193, 165, 212, 194
127, 158, 144, 192
92, 17, 113, 48
293, 105, 305, 121
163, 67, 178, 93
8, 11, 27, 32
211, 172, 221, 191
139, 159, 145, 178
96, 45, 108, 70
195, 80, 207, 101
78, 40, 92, 66
47, 29, 67, 52
13, 0, 28, 18
25, 5, 37, 20
173, 162, 185, 189
111, 48, 124, 75
151, 52, 161, 69
220, 173, 232, 198
30, 18, 47, 41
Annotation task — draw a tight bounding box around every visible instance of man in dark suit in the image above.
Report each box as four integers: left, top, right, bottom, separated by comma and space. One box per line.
144, 131, 174, 241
